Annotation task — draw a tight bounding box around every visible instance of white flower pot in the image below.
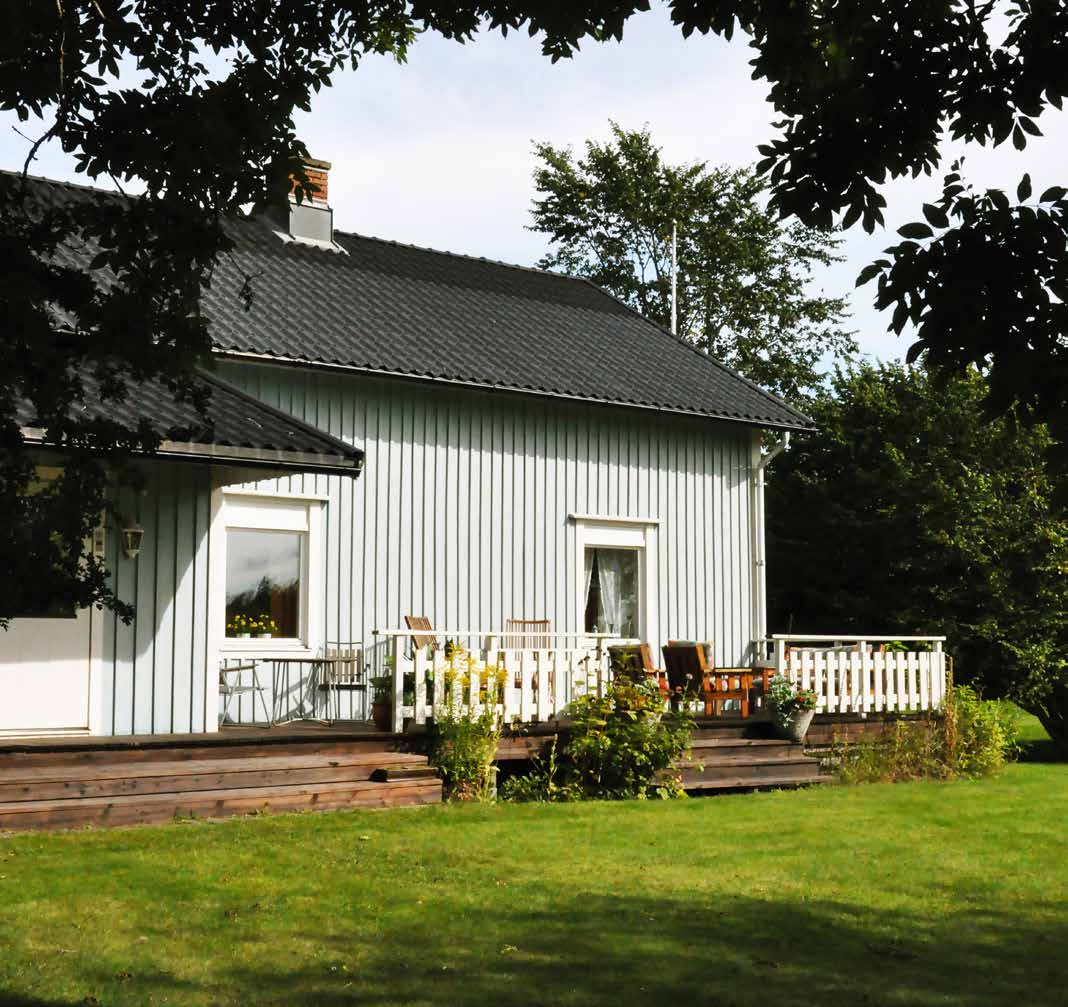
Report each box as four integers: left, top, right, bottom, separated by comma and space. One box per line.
774, 708, 815, 743
257, 632, 272, 639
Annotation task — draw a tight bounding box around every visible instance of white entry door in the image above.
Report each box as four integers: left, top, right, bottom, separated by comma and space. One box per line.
0, 609, 94, 737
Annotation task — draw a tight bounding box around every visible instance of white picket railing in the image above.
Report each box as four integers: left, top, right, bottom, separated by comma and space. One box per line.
769, 635, 948, 715
373, 629, 628, 732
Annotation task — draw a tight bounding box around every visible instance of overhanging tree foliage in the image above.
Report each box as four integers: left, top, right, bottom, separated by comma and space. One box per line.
4, 1, 1066, 621
766, 364, 1068, 748
530, 124, 854, 402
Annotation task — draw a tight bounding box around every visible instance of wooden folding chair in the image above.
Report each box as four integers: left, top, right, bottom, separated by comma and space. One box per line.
503, 618, 550, 650
404, 615, 437, 654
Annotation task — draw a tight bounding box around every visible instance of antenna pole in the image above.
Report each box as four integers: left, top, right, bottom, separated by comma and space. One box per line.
670, 219, 677, 336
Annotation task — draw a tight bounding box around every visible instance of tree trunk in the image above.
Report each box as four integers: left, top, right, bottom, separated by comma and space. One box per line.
1027, 680, 1068, 756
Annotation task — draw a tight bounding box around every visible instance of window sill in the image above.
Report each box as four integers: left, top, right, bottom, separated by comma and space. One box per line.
220, 639, 318, 660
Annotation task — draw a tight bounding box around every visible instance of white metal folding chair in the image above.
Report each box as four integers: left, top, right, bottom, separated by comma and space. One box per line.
219, 660, 273, 727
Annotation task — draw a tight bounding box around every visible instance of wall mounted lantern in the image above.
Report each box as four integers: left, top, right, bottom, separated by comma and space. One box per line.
121, 522, 145, 560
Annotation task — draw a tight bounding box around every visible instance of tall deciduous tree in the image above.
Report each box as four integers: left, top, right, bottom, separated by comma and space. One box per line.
767, 364, 1068, 748
530, 125, 854, 402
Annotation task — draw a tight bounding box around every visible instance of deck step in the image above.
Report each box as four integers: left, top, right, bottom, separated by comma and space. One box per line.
0, 735, 413, 769
686, 737, 797, 753
0, 735, 443, 831
679, 757, 821, 785
0, 752, 431, 803
682, 773, 827, 792
675, 729, 824, 793
0, 776, 442, 832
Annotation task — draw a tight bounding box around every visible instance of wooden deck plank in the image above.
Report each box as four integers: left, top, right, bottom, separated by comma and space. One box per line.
0, 782, 443, 832
0, 750, 428, 784
0, 761, 435, 804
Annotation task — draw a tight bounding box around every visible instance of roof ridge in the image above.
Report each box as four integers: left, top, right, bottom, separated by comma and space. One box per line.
332, 226, 588, 286
0, 167, 127, 198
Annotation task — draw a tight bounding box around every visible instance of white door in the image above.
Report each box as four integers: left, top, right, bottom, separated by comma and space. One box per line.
0, 609, 93, 737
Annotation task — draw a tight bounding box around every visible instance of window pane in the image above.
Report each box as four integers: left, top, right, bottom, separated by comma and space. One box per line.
225, 529, 302, 638
583, 547, 639, 638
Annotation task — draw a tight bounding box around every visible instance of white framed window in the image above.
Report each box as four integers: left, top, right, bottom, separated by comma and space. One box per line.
572, 516, 658, 647
217, 493, 324, 656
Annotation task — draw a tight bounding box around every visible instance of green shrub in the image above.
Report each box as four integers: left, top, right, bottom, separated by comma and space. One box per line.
564, 677, 694, 799
498, 738, 582, 803
834, 720, 952, 784
834, 684, 1020, 784
427, 650, 504, 801
948, 685, 1020, 776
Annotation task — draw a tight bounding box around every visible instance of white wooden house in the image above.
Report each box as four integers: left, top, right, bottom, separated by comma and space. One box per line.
2, 163, 941, 743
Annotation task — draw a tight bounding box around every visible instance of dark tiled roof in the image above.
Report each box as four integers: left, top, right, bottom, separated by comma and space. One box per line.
19, 371, 364, 474
6, 172, 815, 431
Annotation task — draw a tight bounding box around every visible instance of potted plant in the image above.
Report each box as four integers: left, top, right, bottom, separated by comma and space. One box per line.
766, 673, 819, 742
370, 674, 393, 732
226, 614, 252, 639
251, 615, 278, 639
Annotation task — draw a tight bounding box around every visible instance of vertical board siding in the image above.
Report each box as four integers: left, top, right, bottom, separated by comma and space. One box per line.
92, 364, 757, 735
101, 464, 213, 736
218, 362, 755, 674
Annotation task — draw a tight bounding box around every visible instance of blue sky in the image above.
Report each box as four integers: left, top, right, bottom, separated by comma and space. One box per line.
4, 4, 1067, 363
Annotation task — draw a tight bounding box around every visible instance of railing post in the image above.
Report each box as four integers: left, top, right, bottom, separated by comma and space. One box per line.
390, 635, 404, 733
933, 641, 946, 709
413, 648, 427, 727
774, 637, 786, 676
595, 637, 606, 698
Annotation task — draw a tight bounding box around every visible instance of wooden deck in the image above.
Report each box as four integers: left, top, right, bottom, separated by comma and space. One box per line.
0, 712, 931, 831
0, 724, 440, 832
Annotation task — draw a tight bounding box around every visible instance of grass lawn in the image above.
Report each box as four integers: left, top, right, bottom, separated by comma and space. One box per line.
0, 721, 1064, 1007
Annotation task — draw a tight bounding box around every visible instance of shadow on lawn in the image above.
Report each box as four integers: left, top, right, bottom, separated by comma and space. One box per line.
1017, 737, 1066, 763
4, 889, 1064, 1007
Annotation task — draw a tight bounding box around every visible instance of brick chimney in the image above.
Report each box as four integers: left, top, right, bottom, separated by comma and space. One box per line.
294, 157, 330, 205
284, 156, 334, 246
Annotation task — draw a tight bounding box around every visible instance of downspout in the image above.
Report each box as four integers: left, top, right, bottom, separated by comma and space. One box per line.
752, 431, 790, 662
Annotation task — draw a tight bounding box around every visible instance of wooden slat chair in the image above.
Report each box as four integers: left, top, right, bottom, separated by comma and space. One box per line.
661, 642, 713, 713
318, 646, 363, 722
502, 618, 551, 650
661, 641, 755, 718
502, 619, 551, 692
608, 643, 669, 698
404, 615, 438, 654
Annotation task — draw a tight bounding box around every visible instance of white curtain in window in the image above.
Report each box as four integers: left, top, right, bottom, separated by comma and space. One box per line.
597, 550, 625, 635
